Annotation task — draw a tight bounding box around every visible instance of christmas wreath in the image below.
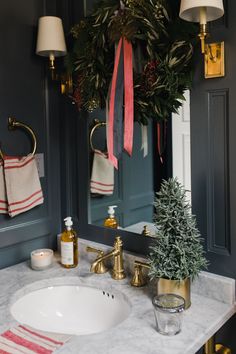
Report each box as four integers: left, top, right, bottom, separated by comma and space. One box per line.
66, 0, 197, 125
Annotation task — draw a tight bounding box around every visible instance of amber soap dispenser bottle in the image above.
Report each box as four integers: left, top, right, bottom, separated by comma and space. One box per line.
61, 216, 78, 268
104, 205, 118, 229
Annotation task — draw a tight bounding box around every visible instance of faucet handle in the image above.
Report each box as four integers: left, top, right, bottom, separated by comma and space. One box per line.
130, 260, 150, 287
141, 225, 151, 236
86, 246, 108, 274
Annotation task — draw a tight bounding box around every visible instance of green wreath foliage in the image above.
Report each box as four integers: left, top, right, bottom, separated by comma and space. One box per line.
66, 0, 197, 124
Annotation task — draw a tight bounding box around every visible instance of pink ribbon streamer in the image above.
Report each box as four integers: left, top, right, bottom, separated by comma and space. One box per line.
108, 38, 123, 169
123, 38, 134, 156
108, 37, 134, 168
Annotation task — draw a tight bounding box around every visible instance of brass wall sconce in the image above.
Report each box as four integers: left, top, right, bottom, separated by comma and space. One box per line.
179, 0, 225, 78
60, 72, 73, 95
36, 16, 72, 94
36, 16, 67, 74
204, 41, 225, 78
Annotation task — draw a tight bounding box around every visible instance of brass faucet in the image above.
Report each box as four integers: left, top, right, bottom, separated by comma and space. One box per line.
86, 246, 108, 274
88, 236, 126, 280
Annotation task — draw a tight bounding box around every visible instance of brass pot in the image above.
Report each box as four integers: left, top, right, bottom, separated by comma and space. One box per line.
157, 277, 191, 309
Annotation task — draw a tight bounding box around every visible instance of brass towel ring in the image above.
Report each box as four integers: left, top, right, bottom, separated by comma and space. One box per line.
89, 119, 106, 152
0, 117, 37, 160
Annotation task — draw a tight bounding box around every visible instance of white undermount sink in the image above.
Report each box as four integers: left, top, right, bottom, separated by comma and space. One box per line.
10, 285, 131, 335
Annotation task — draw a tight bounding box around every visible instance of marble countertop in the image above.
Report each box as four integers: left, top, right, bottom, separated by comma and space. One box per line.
0, 239, 235, 354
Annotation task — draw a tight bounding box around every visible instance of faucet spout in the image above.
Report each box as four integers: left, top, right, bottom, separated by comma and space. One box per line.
89, 236, 126, 280
90, 249, 118, 273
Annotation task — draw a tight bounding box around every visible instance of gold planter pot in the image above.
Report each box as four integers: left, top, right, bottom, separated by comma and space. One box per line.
157, 277, 191, 309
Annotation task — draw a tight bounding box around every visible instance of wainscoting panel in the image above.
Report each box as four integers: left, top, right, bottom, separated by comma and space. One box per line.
206, 89, 230, 255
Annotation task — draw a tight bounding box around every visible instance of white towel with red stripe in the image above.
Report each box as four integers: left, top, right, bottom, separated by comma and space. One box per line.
0, 160, 8, 214
90, 149, 114, 195
0, 154, 44, 217
0, 324, 72, 353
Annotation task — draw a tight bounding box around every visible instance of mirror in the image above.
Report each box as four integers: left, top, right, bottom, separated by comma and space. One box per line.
87, 112, 172, 237
72, 0, 192, 253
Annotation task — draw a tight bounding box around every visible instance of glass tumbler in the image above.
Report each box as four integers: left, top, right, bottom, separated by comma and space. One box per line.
152, 293, 185, 336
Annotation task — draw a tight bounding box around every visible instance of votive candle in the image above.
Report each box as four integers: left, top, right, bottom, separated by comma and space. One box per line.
31, 249, 53, 270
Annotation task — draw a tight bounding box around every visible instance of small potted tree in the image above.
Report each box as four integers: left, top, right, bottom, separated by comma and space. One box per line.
148, 178, 208, 309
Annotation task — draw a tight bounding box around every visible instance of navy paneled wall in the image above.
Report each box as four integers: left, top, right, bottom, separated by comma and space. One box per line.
191, 0, 236, 279
0, 0, 62, 268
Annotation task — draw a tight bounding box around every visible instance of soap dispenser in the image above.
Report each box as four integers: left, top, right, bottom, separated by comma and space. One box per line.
61, 216, 78, 268
104, 205, 118, 229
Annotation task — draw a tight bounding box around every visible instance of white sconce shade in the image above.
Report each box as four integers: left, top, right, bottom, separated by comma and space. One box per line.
179, 0, 224, 23
179, 1, 225, 78
179, 0, 224, 54
36, 16, 67, 57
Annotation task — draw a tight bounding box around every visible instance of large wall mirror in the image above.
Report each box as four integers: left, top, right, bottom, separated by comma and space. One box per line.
81, 0, 174, 239
74, 0, 191, 255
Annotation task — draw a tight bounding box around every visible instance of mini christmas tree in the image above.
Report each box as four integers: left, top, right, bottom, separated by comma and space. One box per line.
149, 178, 208, 281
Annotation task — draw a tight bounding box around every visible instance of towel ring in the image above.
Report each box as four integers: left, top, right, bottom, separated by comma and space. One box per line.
0, 117, 37, 160
89, 119, 106, 152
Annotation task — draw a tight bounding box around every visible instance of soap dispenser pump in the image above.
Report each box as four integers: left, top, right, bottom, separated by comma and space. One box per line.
61, 216, 78, 268
104, 205, 118, 229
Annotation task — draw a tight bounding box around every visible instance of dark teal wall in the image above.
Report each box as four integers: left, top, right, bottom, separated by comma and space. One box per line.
191, 0, 235, 281
190, 0, 236, 351
0, 0, 62, 268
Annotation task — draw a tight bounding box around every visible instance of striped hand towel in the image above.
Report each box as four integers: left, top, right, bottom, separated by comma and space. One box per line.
90, 149, 114, 195
0, 324, 72, 353
0, 160, 8, 214
3, 154, 44, 217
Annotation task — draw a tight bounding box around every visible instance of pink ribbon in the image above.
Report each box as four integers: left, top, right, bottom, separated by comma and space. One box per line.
108, 38, 123, 169
108, 37, 134, 168
123, 38, 134, 156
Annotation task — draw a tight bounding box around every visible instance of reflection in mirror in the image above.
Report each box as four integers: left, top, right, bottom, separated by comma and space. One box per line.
88, 113, 172, 237
69, 2, 193, 243
87, 91, 191, 238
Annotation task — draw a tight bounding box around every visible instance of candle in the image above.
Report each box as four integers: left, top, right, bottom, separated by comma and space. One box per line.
31, 249, 54, 270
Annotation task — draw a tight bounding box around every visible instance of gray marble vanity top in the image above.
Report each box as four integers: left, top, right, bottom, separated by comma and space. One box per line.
0, 239, 235, 354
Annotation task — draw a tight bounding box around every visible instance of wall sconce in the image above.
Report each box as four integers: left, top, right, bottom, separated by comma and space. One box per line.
179, 0, 225, 78
36, 16, 67, 78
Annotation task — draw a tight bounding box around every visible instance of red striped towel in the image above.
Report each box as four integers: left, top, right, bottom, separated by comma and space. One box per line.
0, 324, 72, 353
1, 154, 44, 217
0, 160, 8, 214
90, 149, 114, 195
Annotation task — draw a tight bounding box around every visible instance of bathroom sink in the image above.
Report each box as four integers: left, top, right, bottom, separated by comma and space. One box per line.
10, 285, 131, 335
